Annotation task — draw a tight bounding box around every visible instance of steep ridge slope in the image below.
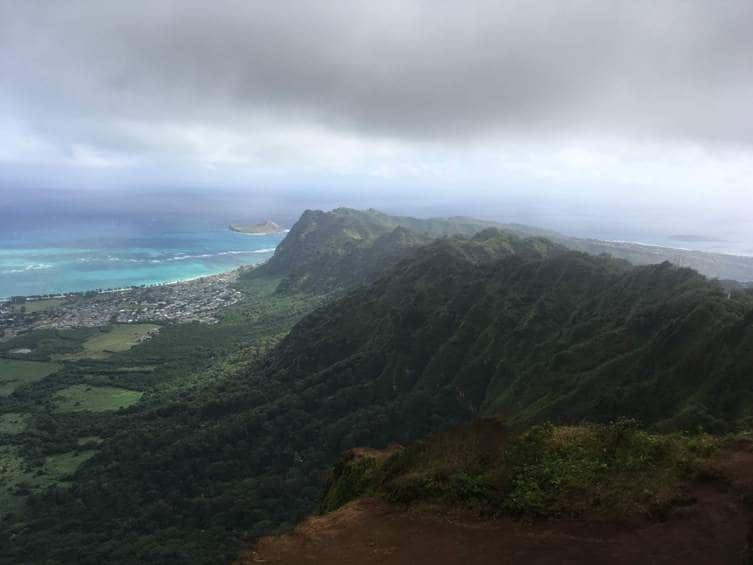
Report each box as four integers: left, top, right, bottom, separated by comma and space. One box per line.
259, 208, 516, 293
263, 228, 753, 431
260, 208, 753, 289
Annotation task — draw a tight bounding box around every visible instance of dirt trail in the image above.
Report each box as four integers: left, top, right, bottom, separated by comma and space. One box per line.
238, 444, 753, 565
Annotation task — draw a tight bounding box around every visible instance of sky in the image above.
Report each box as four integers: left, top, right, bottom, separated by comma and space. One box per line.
1, 1, 752, 247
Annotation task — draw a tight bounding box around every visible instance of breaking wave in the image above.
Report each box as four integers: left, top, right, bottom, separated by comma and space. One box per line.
77, 248, 277, 265
2, 263, 53, 274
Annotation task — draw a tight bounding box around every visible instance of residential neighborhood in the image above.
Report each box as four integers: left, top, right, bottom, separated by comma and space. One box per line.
0, 270, 243, 340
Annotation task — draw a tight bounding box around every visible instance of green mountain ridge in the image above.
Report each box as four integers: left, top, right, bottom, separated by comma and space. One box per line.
260, 208, 518, 293
262, 228, 753, 431
263, 207, 753, 289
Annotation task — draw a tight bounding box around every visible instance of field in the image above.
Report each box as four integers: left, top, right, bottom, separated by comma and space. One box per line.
58, 323, 160, 360
0, 445, 98, 518
53, 384, 144, 412
0, 358, 60, 396
0, 412, 30, 435
76, 436, 103, 446
0, 446, 27, 513
12, 298, 66, 314
44, 450, 97, 477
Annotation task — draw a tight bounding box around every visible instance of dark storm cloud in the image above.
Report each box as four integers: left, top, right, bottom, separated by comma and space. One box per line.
1, 0, 752, 149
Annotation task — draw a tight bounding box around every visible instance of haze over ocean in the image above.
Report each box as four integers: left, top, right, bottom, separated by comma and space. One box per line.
0, 190, 289, 298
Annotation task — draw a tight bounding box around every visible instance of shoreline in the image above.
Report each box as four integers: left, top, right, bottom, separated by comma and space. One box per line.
599, 238, 753, 257
0, 226, 286, 303
0, 263, 259, 303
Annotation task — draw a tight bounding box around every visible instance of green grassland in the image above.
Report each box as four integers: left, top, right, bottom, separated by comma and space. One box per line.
0, 359, 60, 396
0, 445, 98, 519
56, 323, 160, 360
0, 446, 28, 514
12, 298, 66, 314
0, 327, 100, 361
44, 450, 97, 477
0, 412, 30, 435
76, 436, 103, 446
53, 384, 144, 412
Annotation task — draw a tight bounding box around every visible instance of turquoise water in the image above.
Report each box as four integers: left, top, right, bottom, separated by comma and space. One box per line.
0, 226, 286, 298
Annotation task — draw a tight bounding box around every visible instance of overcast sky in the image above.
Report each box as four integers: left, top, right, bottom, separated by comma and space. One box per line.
1, 1, 752, 242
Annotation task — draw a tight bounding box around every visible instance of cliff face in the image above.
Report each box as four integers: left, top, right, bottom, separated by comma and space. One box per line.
229, 219, 283, 234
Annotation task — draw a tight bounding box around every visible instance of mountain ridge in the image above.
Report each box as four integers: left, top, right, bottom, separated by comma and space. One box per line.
261, 208, 753, 289
261, 226, 753, 431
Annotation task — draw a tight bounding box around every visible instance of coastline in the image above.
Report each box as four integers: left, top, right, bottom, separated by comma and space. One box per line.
0, 264, 256, 335
0, 263, 259, 303
235, 228, 291, 236
0, 226, 286, 301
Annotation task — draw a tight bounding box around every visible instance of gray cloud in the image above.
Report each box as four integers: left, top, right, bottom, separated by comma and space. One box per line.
2, 0, 753, 152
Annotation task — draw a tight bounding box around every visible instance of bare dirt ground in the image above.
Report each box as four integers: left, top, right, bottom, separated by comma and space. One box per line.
237, 442, 753, 565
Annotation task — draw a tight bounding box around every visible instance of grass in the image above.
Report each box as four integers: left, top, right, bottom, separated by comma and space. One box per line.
0, 445, 98, 518
0, 359, 60, 396
0, 446, 26, 484
12, 298, 65, 314
76, 436, 103, 446
0, 412, 30, 435
54, 384, 144, 412
0, 446, 28, 514
114, 365, 156, 373
44, 450, 97, 477
57, 323, 160, 360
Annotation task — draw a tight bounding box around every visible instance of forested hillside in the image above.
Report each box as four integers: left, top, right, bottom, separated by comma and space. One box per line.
260, 208, 516, 293
264, 228, 753, 432
262, 208, 753, 290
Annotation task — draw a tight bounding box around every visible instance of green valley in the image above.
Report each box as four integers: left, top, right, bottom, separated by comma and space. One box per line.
0, 358, 60, 396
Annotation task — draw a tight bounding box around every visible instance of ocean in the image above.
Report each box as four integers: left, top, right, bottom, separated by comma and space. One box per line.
0, 218, 286, 299
0, 188, 307, 299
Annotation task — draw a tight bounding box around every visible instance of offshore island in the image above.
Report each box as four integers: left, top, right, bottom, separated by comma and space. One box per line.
229, 219, 283, 234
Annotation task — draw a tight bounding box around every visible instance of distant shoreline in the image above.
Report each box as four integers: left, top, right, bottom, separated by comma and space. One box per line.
0, 229, 286, 301
0, 264, 256, 303
599, 238, 753, 258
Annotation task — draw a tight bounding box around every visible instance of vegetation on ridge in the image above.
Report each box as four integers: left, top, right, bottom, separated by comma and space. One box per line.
264, 228, 753, 432
260, 208, 528, 293
320, 419, 724, 520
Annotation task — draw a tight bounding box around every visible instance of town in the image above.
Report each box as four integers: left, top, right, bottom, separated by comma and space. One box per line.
0, 270, 245, 341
